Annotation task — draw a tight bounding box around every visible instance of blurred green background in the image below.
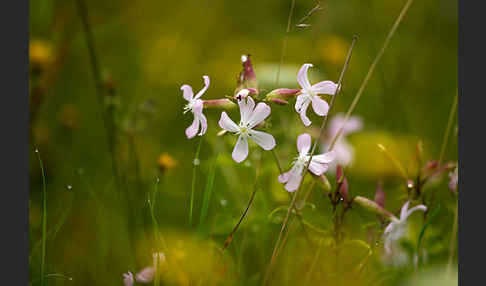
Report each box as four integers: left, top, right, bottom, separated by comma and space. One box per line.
29, 0, 457, 285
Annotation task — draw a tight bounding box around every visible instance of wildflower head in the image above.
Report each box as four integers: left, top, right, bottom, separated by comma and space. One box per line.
218, 96, 276, 162
123, 271, 134, 286
157, 153, 178, 171
236, 54, 258, 94
295, 63, 338, 126
383, 201, 427, 254
182, 75, 210, 139
278, 133, 335, 192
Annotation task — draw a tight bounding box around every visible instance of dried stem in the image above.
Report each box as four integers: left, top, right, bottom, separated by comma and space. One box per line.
222, 151, 264, 251
438, 93, 458, 165
75, 0, 121, 188
262, 35, 358, 286
328, 0, 415, 151
275, 0, 296, 86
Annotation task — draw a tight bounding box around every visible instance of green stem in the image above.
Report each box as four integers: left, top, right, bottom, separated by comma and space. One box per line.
438, 93, 458, 165
189, 137, 203, 226
35, 149, 47, 286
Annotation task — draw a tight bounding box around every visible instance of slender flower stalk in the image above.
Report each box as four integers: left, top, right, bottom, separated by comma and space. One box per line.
262, 35, 358, 286
328, 0, 415, 151
189, 137, 203, 225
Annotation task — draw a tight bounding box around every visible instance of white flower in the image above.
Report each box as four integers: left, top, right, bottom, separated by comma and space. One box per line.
322, 113, 363, 169
218, 96, 276, 163
182, 75, 210, 139
295, 63, 339, 126
123, 271, 134, 286
383, 201, 427, 254
278, 133, 335, 192
449, 166, 458, 191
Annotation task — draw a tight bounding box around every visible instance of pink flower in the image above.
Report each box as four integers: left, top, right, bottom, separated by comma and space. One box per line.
383, 201, 427, 254
123, 271, 134, 286
218, 96, 276, 163
135, 252, 166, 283
295, 64, 338, 126
182, 75, 210, 139
323, 113, 363, 168
278, 133, 335, 192
449, 166, 458, 192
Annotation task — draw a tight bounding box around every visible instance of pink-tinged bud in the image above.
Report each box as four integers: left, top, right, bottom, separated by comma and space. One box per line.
265, 88, 301, 99
339, 178, 349, 202
406, 179, 414, 189
354, 196, 396, 220
203, 99, 236, 109
235, 54, 258, 94
336, 165, 344, 183
268, 98, 288, 105
374, 181, 385, 208
422, 160, 439, 173
247, 88, 259, 95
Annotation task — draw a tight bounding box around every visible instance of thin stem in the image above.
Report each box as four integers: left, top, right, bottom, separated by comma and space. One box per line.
447, 200, 458, 275
275, 0, 297, 86
271, 149, 283, 174
222, 151, 264, 251
303, 238, 324, 286
75, 0, 120, 188
329, 0, 415, 151
189, 137, 203, 226
438, 93, 458, 165
263, 36, 358, 286
36, 149, 47, 286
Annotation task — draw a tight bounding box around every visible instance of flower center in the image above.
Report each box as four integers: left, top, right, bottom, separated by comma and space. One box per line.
183, 100, 195, 114
293, 152, 310, 167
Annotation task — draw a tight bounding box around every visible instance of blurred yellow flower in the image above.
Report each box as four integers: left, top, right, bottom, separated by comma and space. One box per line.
29, 39, 54, 71
317, 35, 348, 66
157, 153, 178, 171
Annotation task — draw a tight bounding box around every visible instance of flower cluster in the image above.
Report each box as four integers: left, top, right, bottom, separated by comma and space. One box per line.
181, 55, 341, 190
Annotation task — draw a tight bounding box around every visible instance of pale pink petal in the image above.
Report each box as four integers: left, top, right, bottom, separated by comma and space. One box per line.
197, 112, 207, 136
311, 96, 329, 116
194, 75, 210, 99
218, 112, 239, 132
181, 84, 194, 101
308, 161, 328, 176
232, 135, 249, 163
278, 170, 292, 183
297, 133, 311, 154
192, 99, 204, 113
295, 94, 307, 112
332, 139, 354, 166
135, 267, 155, 283
400, 201, 411, 220
312, 150, 335, 164
299, 100, 312, 126
328, 113, 363, 138
311, 80, 338, 95
384, 222, 395, 235
297, 63, 313, 90
238, 96, 255, 124
123, 271, 134, 286
285, 165, 304, 192
404, 205, 427, 220
384, 234, 393, 254
247, 102, 271, 128
185, 117, 199, 139
248, 130, 276, 150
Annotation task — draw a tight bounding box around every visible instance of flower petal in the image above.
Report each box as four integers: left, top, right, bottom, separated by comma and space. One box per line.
185, 116, 199, 139
194, 75, 210, 99
123, 272, 134, 286
297, 133, 311, 154
404, 205, 427, 220
232, 135, 249, 163
312, 150, 335, 164
247, 102, 271, 128
311, 80, 338, 95
135, 267, 155, 283
197, 112, 207, 136
400, 201, 411, 220
311, 96, 329, 116
239, 96, 255, 124
299, 100, 312, 126
218, 112, 239, 132
248, 130, 276, 150
308, 161, 328, 176
278, 170, 292, 183
297, 63, 313, 90
285, 165, 304, 192
181, 84, 194, 101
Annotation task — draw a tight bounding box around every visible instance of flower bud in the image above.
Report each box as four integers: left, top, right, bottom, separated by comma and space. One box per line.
267, 98, 288, 105
353, 196, 396, 220
264, 88, 301, 99
374, 181, 385, 208
235, 54, 258, 94
339, 178, 349, 202
203, 98, 236, 109
336, 164, 344, 183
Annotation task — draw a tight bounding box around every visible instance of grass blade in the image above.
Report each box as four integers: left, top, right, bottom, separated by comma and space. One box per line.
35, 149, 47, 286
189, 137, 203, 226
197, 154, 219, 235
